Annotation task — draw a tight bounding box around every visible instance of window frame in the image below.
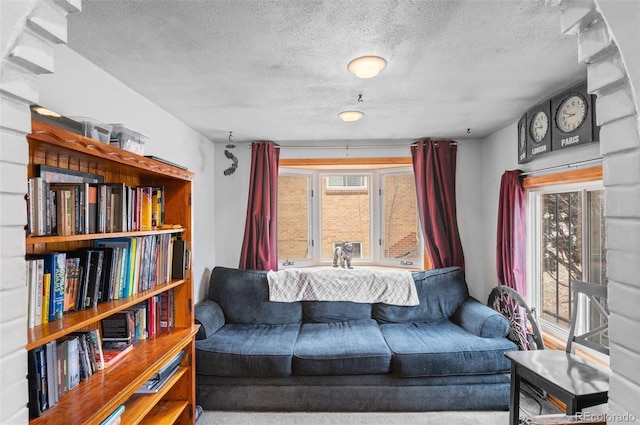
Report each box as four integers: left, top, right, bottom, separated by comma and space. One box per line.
524, 166, 605, 342
277, 159, 423, 269
277, 168, 315, 268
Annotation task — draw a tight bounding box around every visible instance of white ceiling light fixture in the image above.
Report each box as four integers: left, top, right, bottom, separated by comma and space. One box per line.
347, 56, 387, 78
338, 110, 365, 122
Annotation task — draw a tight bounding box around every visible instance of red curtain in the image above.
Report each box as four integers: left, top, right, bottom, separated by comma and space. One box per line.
239, 141, 280, 271
411, 138, 465, 270
496, 170, 526, 295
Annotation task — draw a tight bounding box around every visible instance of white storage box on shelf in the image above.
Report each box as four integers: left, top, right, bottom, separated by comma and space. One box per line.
69, 116, 112, 144
110, 124, 149, 155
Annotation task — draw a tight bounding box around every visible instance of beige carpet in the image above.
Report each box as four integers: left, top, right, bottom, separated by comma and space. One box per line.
196, 411, 508, 425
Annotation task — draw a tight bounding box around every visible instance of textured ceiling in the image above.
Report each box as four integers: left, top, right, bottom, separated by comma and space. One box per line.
67, 0, 585, 144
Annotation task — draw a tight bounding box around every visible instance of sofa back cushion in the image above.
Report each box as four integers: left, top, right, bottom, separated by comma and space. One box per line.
372, 266, 469, 323
209, 266, 302, 324
303, 301, 372, 323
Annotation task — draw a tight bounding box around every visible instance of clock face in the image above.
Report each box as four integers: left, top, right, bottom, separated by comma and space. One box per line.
556, 94, 587, 133
530, 111, 549, 143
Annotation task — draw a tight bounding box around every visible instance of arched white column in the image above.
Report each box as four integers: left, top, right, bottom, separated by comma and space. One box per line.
0, 1, 80, 422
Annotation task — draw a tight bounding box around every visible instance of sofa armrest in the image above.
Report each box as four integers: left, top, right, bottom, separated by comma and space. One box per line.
194, 299, 225, 340
453, 299, 509, 338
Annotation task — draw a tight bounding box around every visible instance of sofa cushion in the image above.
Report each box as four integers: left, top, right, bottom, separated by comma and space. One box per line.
293, 319, 392, 375
302, 301, 372, 323
195, 323, 300, 377
209, 266, 302, 324
372, 266, 469, 323
380, 320, 517, 377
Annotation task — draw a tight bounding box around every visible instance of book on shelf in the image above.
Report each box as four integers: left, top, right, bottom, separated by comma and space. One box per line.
25, 180, 177, 236
93, 246, 117, 303
87, 329, 105, 371
28, 176, 47, 236
102, 342, 133, 368
171, 239, 191, 280
26, 258, 44, 328
83, 249, 104, 309
94, 238, 131, 299
49, 182, 89, 235
27, 345, 47, 418
70, 332, 93, 381
87, 184, 98, 234
64, 256, 80, 313
103, 182, 127, 232
35, 252, 66, 322
67, 249, 91, 312
134, 350, 185, 394
26, 178, 33, 236
158, 289, 175, 330
100, 404, 125, 425
58, 335, 81, 390
45, 340, 58, 408
56, 341, 64, 398
41, 273, 51, 325
101, 310, 135, 343
138, 186, 153, 231
152, 186, 164, 228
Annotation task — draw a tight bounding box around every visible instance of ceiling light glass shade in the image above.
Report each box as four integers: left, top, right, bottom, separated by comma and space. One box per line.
338, 110, 364, 122
347, 56, 387, 78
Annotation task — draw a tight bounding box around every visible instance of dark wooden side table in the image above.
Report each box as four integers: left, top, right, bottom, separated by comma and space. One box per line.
505, 350, 610, 425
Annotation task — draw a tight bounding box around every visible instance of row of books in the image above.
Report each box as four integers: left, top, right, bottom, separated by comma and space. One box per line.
28, 329, 103, 418
101, 292, 176, 344
26, 235, 184, 327
27, 292, 175, 419
26, 178, 165, 237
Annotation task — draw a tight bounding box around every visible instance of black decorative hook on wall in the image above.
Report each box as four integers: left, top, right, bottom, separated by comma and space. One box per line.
224, 131, 238, 176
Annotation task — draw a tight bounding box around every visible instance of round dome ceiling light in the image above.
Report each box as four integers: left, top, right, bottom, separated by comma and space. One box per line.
347, 56, 387, 78
338, 110, 365, 122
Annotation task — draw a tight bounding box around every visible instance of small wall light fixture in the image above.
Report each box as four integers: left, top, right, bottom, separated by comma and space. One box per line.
347, 56, 387, 79
338, 110, 365, 122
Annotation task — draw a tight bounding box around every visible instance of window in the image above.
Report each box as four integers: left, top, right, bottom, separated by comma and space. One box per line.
527, 172, 607, 344
380, 170, 421, 266
277, 172, 312, 265
326, 175, 367, 190
277, 166, 422, 268
321, 173, 372, 261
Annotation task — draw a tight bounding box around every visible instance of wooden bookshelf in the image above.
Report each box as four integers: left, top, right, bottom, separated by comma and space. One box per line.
26, 118, 199, 424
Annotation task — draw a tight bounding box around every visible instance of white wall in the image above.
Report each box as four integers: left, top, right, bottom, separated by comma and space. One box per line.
38, 45, 216, 303
212, 139, 486, 297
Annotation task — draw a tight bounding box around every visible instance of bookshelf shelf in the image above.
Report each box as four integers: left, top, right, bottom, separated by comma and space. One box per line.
26, 279, 187, 350
26, 228, 185, 246
125, 370, 189, 424
30, 327, 198, 425
25, 117, 198, 425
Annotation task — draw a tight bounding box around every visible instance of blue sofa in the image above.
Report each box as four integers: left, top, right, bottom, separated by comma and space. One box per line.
194, 266, 517, 411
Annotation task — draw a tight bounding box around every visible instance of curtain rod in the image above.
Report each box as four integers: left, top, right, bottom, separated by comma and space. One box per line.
246, 141, 458, 149
520, 157, 603, 177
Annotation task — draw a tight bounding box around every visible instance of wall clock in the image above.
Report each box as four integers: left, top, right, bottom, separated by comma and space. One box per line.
517, 114, 529, 164
526, 100, 552, 160
551, 83, 599, 151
